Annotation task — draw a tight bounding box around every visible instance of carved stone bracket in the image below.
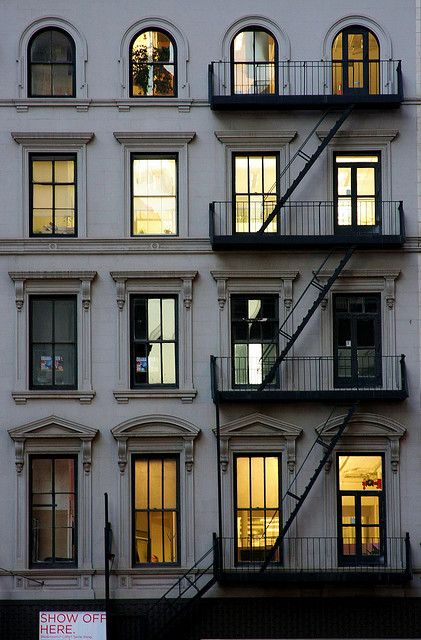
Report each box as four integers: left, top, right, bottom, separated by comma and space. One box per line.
183, 278, 193, 309
81, 279, 92, 310
117, 437, 128, 473
14, 439, 25, 473
115, 279, 126, 310
82, 439, 92, 473
385, 276, 396, 309
283, 278, 294, 311
285, 436, 297, 474
184, 437, 194, 472
220, 437, 229, 473
390, 436, 400, 473
14, 280, 24, 311
216, 278, 227, 309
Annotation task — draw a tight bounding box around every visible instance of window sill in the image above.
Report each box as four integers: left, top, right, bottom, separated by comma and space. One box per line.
12, 390, 96, 404
113, 388, 196, 404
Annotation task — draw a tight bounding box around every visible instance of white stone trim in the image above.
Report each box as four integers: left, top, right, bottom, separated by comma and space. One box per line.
219, 15, 291, 61
317, 412, 406, 538
8, 415, 98, 571
113, 131, 196, 238
17, 17, 88, 99
11, 132, 95, 238
214, 131, 296, 207
110, 270, 197, 401
119, 18, 190, 99
215, 413, 302, 559
322, 15, 393, 60
9, 271, 97, 403
111, 415, 200, 571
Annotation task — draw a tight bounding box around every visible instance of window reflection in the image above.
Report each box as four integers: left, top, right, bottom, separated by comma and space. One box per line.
234, 154, 277, 233
232, 29, 276, 95
131, 30, 176, 97
29, 29, 75, 97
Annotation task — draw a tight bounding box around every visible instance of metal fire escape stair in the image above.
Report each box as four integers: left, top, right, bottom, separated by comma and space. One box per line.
259, 403, 358, 572
258, 243, 356, 391
258, 104, 354, 234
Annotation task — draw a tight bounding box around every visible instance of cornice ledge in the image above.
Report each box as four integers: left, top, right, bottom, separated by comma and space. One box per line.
9, 270, 97, 282
113, 389, 197, 403
318, 269, 400, 280
110, 270, 197, 281
215, 130, 297, 144
316, 129, 399, 142
11, 132, 95, 145
211, 270, 299, 280
12, 390, 96, 405
113, 131, 196, 144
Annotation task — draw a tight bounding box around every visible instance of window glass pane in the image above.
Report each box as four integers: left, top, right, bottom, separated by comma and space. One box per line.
32, 160, 53, 182
32, 508, 53, 562
263, 156, 276, 193
361, 495, 380, 524
362, 527, 380, 555
236, 457, 250, 508
235, 157, 248, 193
134, 460, 148, 509
248, 156, 263, 193
150, 512, 163, 561
163, 512, 177, 562
33, 184, 53, 209
54, 459, 74, 493
341, 495, 355, 523
337, 167, 351, 196
339, 455, 383, 491
348, 33, 363, 61
250, 457, 264, 508
50, 30, 73, 63
148, 342, 162, 383
31, 32, 52, 62
54, 344, 77, 386
162, 343, 176, 384
52, 64, 74, 96
32, 299, 53, 341
356, 167, 375, 196
332, 32, 342, 60
31, 66, 52, 96
133, 299, 147, 340
233, 31, 254, 62
341, 526, 356, 554
254, 31, 275, 62
357, 199, 376, 226
54, 299, 76, 341
356, 318, 375, 347
134, 512, 149, 562
163, 460, 177, 509
162, 299, 175, 340
131, 31, 175, 97
149, 460, 162, 509
32, 344, 53, 386
335, 156, 379, 163
368, 32, 380, 59
32, 458, 52, 493
265, 457, 279, 507
148, 299, 161, 340
54, 160, 74, 183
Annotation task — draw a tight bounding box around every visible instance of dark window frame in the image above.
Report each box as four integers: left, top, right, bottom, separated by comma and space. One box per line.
129, 28, 177, 98
29, 295, 78, 390
29, 454, 78, 568
232, 152, 279, 234
29, 153, 77, 237
233, 452, 282, 565
130, 153, 179, 237
132, 454, 180, 566
130, 294, 179, 388
336, 452, 386, 566
333, 151, 381, 232
333, 293, 382, 389
331, 26, 380, 97
230, 293, 279, 388
28, 27, 76, 98
230, 27, 278, 96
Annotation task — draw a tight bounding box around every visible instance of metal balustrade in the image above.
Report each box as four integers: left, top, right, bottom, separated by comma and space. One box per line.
209, 60, 403, 108
214, 535, 411, 581
210, 355, 408, 401
210, 200, 404, 247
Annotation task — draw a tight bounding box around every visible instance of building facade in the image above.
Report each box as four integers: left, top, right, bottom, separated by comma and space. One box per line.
0, 0, 420, 638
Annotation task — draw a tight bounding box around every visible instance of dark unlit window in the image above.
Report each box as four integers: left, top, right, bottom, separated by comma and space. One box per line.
29, 28, 75, 97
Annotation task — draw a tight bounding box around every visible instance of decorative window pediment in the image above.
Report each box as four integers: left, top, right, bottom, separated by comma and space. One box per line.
8, 415, 98, 474
216, 412, 302, 472
111, 414, 200, 473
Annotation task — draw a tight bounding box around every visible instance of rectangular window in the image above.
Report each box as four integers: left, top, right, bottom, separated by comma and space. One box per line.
234, 454, 281, 563
131, 154, 177, 235
133, 456, 179, 565
130, 296, 177, 387
30, 296, 77, 389
334, 153, 380, 230
30, 455, 77, 567
337, 454, 385, 565
231, 295, 279, 386
233, 153, 278, 233
30, 154, 77, 236
333, 294, 381, 388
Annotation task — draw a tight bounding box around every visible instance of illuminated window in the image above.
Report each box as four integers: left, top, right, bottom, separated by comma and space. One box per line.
332, 27, 380, 96
233, 154, 278, 233
130, 30, 176, 97
28, 28, 75, 97
337, 454, 385, 565
130, 296, 177, 387
334, 294, 382, 389
131, 155, 177, 235
30, 455, 77, 567
334, 153, 380, 229
30, 296, 77, 390
30, 155, 76, 236
133, 456, 179, 564
231, 295, 279, 386
231, 29, 277, 95
235, 454, 281, 563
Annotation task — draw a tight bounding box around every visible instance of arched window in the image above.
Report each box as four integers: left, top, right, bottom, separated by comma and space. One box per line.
332, 27, 380, 96
28, 28, 75, 97
130, 30, 176, 97
231, 28, 277, 95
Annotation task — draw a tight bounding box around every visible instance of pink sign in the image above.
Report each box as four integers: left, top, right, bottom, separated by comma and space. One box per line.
39, 612, 106, 640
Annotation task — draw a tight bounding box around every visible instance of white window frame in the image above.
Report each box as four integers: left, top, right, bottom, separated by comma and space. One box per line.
11, 132, 94, 238
113, 132, 195, 238
17, 17, 88, 101
111, 270, 197, 403
8, 415, 98, 590
9, 271, 97, 404
111, 415, 200, 593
